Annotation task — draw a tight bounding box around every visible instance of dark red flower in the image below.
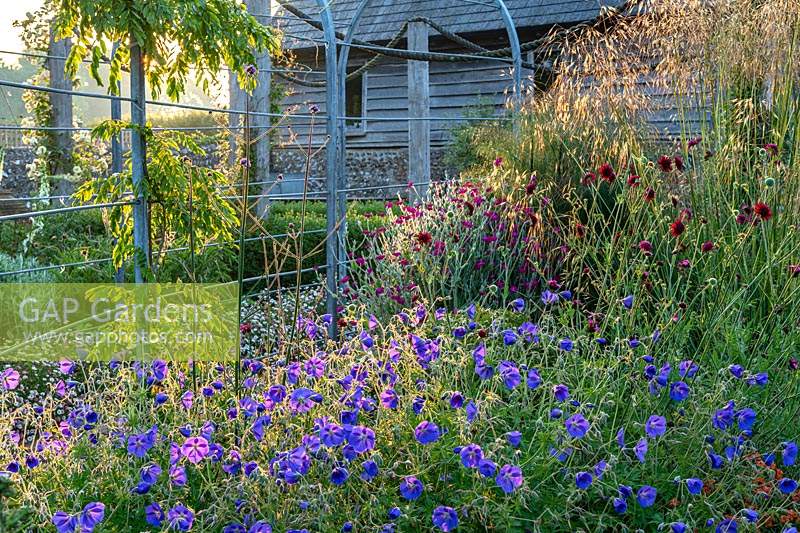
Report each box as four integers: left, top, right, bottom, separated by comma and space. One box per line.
416, 231, 433, 245
687, 136, 702, 149
525, 175, 538, 194
674, 155, 684, 171
575, 223, 586, 238
789, 264, 800, 278
598, 163, 616, 183
627, 174, 640, 187
657, 155, 673, 172
643, 187, 656, 202
582, 172, 597, 186
701, 241, 715, 253
765, 143, 779, 157
754, 202, 772, 221
669, 219, 685, 238
639, 240, 653, 254
677, 259, 691, 269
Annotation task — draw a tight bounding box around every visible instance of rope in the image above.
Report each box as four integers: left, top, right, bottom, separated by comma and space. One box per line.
273, 15, 536, 88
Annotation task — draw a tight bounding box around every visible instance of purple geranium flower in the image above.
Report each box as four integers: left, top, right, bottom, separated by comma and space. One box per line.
181, 436, 210, 465
565, 414, 590, 439
414, 421, 441, 445
460, 443, 483, 468
167, 504, 195, 532
432, 506, 458, 532
400, 476, 424, 500
645, 415, 666, 438
496, 464, 523, 493
347, 425, 376, 454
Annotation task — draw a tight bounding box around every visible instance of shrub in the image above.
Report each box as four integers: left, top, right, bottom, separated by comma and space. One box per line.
0, 252, 54, 283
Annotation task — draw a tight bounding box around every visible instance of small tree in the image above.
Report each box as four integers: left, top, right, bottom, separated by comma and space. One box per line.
53, 0, 281, 277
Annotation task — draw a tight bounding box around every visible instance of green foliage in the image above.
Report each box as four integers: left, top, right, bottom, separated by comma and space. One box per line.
442, 99, 503, 174
0, 477, 32, 531
0, 201, 388, 284
54, 0, 280, 100
77, 120, 239, 276
0, 252, 55, 283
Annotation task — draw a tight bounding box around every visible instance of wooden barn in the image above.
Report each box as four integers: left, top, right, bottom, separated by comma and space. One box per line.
262, 0, 683, 195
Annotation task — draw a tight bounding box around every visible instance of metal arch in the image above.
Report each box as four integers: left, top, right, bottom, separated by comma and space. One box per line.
332, 0, 524, 286
315, 0, 341, 335
493, 0, 523, 106
335, 0, 373, 288
339, 1, 523, 102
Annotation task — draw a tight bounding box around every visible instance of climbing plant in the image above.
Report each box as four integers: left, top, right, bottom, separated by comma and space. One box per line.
76, 121, 239, 276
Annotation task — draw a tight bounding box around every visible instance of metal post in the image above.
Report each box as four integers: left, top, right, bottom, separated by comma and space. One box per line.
493, 0, 523, 135
130, 41, 150, 283
316, 0, 340, 336
408, 20, 431, 199
337, 0, 371, 290
111, 42, 125, 283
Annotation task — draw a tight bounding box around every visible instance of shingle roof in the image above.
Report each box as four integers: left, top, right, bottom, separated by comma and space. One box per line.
275, 0, 625, 49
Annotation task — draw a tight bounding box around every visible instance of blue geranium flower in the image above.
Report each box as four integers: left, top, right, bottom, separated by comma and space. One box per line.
431, 506, 458, 532
460, 444, 483, 468
779, 478, 798, 494
496, 464, 523, 493
399, 476, 424, 500
686, 478, 703, 495
565, 413, 590, 439
414, 421, 441, 445
575, 471, 593, 489
636, 485, 657, 508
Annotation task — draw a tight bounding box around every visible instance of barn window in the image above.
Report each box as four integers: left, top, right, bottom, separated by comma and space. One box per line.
345, 72, 366, 135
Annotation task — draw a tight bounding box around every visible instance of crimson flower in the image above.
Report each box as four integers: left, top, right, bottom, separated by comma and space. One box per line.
754, 202, 772, 221
598, 163, 616, 183
669, 219, 685, 238
657, 155, 673, 172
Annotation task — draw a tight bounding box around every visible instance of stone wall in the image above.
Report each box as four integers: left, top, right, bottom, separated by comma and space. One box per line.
1, 148, 36, 197
2, 142, 453, 199
0, 142, 223, 199
270, 147, 451, 197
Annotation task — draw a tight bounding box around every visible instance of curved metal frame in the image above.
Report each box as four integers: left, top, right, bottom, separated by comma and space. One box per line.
314, 0, 341, 334
333, 0, 523, 284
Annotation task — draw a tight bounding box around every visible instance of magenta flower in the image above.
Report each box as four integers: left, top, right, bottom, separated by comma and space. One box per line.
1, 368, 20, 390
180, 436, 210, 464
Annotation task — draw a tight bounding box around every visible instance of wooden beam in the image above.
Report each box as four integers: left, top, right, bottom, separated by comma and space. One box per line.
47, 30, 73, 197
407, 20, 430, 198
250, 0, 272, 218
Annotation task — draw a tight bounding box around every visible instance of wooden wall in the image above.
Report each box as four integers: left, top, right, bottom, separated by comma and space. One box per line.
275, 58, 521, 149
